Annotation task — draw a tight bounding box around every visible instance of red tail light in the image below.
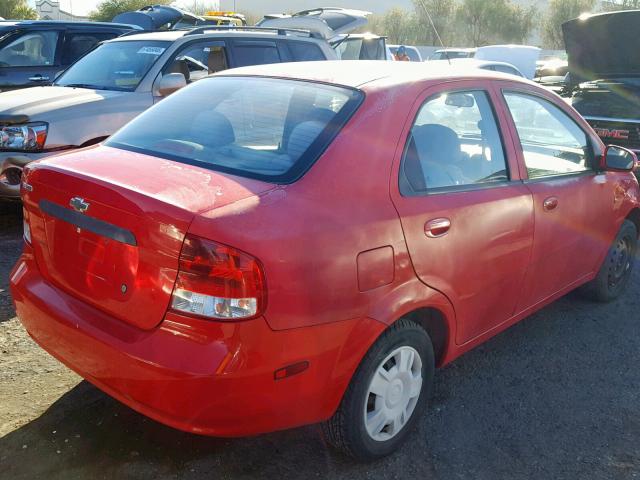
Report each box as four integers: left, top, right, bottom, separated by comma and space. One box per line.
170, 234, 266, 320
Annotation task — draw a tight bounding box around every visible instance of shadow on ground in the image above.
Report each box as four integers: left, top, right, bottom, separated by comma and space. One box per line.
0, 203, 22, 322
1, 276, 639, 480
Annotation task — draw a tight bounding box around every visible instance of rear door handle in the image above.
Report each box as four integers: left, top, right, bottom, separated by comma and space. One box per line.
425, 218, 451, 238
543, 196, 559, 212
28, 75, 50, 82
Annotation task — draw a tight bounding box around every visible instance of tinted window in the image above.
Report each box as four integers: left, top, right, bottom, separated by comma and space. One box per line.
401, 90, 508, 193
0, 30, 59, 67
233, 42, 280, 67
57, 40, 169, 91
166, 42, 228, 83
504, 92, 591, 179
334, 38, 386, 60
288, 42, 325, 61
62, 32, 117, 65
106, 77, 363, 183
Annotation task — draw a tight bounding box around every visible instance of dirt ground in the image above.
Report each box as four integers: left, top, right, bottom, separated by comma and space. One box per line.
1, 204, 639, 480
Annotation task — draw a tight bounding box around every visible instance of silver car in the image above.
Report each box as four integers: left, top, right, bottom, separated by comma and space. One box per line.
0, 27, 336, 200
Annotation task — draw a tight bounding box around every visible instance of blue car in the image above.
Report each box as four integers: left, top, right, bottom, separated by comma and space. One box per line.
0, 20, 139, 91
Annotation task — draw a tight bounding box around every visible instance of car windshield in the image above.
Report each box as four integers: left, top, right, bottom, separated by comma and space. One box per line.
106, 76, 363, 183
56, 40, 170, 92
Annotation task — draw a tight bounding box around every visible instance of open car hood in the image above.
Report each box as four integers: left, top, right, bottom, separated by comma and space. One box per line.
474, 45, 540, 80
112, 5, 203, 30
563, 10, 640, 83
257, 7, 371, 40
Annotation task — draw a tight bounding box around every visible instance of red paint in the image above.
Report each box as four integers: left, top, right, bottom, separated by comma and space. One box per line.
10, 63, 640, 437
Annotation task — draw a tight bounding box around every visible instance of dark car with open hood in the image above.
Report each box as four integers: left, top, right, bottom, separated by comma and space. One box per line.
564, 10, 640, 168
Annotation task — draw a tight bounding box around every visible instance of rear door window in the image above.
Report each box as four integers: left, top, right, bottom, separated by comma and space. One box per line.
401, 90, 508, 194
106, 76, 363, 183
231, 41, 281, 67
0, 30, 60, 67
62, 32, 118, 65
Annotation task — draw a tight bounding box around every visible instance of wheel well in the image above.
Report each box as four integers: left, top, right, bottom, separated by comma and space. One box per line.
401, 307, 449, 367
627, 208, 640, 237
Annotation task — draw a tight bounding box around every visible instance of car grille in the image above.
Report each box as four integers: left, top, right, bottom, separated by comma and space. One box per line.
586, 118, 640, 151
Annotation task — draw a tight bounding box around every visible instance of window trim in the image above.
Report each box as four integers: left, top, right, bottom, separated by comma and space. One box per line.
399, 87, 513, 197
501, 88, 598, 182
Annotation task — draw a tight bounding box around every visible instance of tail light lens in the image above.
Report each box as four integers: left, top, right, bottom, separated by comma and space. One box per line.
170, 234, 266, 320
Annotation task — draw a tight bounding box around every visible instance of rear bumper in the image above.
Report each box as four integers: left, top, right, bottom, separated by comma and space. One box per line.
10, 251, 385, 437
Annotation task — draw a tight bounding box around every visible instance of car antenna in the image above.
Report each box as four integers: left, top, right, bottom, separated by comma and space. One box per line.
416, 0, 451, 65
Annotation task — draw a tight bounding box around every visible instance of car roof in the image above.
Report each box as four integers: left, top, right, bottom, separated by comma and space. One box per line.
0, 20, 136, 29
217, 60, 533, 89
110, 29, 323, 43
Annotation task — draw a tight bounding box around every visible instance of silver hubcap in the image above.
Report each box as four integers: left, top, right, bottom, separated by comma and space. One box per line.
364, 346, 423, 442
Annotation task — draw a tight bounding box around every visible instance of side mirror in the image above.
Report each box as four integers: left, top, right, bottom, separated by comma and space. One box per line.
156, 73, 187, 97
601, 145, 638, 172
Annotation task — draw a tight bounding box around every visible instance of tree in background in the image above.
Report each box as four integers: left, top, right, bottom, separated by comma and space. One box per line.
0, 0, 37, 20
413, 0, 456, 46
543, 0, 596, 48
455, 0, 505, 46
500, 4, 538, 44
89, 0, 172, 22
380, 7, 416, 44
601, 0, 640, 9
185, 1, 223, 15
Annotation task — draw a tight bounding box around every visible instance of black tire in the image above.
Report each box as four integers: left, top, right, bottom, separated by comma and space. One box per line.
581, 220, 637, 302
322, 318, 435, 461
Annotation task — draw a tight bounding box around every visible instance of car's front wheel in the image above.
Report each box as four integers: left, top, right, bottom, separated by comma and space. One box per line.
322, 318, 434, 461
582, 219, 638, 302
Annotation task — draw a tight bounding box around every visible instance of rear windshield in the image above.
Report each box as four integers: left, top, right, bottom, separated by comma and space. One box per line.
56, 40, 170, 92
106, 76, 363, 183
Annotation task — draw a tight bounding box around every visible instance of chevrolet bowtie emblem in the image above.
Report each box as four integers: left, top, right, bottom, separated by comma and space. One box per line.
69, 196, 89, 213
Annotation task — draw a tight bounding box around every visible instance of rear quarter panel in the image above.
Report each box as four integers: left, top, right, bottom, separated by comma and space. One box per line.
187, 81, 454, 332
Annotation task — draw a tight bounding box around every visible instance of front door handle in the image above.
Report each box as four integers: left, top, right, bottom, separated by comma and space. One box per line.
425, 218, 451, 238
28, 75, 50, 82
543, 196, 559, 212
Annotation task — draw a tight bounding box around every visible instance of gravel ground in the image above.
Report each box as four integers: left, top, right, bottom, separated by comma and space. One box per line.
0, 205, 639, 480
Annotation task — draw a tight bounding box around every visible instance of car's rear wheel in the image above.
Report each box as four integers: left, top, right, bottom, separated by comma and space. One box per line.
581, 219, 637, 302
322, 318, 434, 461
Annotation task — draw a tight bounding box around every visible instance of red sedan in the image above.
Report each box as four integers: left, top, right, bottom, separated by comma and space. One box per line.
10, 61, 639, 460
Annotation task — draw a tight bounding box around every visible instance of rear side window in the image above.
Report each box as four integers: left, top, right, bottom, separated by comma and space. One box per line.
62, 32, 117, 65
232, 41, 280, 67
288, 42, 325, 61
503, 92, 592, 179
401, 90, 508, 194
106, 76, 363, 183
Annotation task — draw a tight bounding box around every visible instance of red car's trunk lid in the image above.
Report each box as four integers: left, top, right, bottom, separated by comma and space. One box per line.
22, 146, 274, 330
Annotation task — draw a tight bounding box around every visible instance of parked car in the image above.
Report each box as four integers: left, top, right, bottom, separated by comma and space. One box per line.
11, 61, 639, 461
388, 45, 423, 62
0, 20, 139, 91
428, 48, 476, 60
258, 7, 389, 61
0, 27, 337, 201
563, 11, 640, 161
473, 44, 540, 79
430, 58, 525, 77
